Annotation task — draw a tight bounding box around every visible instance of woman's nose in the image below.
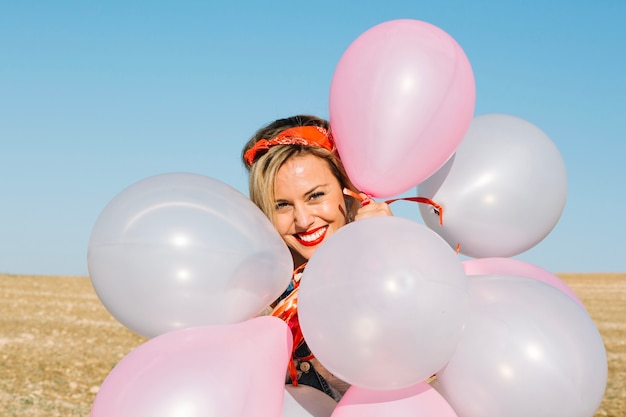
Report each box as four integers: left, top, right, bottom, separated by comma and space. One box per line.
293, 204, 314, 229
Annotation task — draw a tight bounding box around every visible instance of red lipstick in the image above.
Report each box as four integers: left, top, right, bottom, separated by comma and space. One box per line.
294, 226, 328, 247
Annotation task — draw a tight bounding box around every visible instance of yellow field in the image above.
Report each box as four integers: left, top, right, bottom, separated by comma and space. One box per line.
0, 273, 624, 416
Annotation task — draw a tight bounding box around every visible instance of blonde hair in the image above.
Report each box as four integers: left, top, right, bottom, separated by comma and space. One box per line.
242, 115, 360, 223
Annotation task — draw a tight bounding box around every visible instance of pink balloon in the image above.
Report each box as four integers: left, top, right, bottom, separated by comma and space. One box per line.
90, 316, 292, 417
329, 19, 475, 198
462, 257, 585, 309
332, 382, 458, 417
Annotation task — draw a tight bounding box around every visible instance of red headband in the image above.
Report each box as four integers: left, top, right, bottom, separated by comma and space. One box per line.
244, 125, 334, 166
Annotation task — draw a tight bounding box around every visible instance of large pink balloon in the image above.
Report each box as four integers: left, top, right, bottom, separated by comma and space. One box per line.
90, 316, 292, 417
436, 275, 607, 417
462, 257, 585, 309
330, 19, 475, 198
332, 382, 458, 416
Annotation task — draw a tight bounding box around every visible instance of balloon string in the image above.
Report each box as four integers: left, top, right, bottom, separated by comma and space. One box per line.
343, 188, 443, 225
385, 197, 444, 226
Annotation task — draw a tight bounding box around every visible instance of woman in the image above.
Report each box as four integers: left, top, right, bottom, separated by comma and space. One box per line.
242, 115, 392, 400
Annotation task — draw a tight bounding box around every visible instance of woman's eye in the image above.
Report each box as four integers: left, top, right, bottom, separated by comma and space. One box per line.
275, 201, 289, 210
310, 191, 325, 200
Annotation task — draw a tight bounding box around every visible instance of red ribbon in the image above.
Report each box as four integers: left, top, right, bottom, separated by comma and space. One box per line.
270, 263, 308, 385
384, 196, 444, 226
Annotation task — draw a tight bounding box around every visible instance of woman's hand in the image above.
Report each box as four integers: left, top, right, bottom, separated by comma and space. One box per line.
353, 192, 393, 221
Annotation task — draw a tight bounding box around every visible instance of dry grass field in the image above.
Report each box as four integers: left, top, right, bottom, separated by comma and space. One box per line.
0, 273, 624, 416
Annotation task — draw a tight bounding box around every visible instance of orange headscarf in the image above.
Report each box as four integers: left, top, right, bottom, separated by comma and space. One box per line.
244, 125, 334, 167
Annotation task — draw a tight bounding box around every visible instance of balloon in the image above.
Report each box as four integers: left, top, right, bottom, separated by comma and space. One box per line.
283, 385, 338, 417
329, 19, 475, 198
418, 114, 568, 257
298, 217, 469, 390
332, 382, 458, 416
436, 275, 607, 417
88, 173, 293, 338
90, 316, 293, 417
462, 257, 585, 309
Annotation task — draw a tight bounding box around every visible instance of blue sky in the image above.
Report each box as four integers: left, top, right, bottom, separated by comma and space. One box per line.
1, 1, 624, 276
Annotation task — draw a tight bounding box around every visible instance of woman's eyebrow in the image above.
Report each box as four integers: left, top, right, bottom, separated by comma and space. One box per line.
302, 184, 328, 197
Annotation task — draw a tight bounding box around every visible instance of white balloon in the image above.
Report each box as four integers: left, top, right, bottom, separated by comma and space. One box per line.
88, 173, 292, 338
418, 114, 567, 258
298, 217, 469, 390
437, 275, 607, 417
283, 385, 337, 417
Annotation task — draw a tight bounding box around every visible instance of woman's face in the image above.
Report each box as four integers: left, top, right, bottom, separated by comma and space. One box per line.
273, 153, 348, 262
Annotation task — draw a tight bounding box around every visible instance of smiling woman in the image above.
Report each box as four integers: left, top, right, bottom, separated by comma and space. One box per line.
242, 115, 392, 269
273, 153, 348, 264
241, 114, 392, 400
